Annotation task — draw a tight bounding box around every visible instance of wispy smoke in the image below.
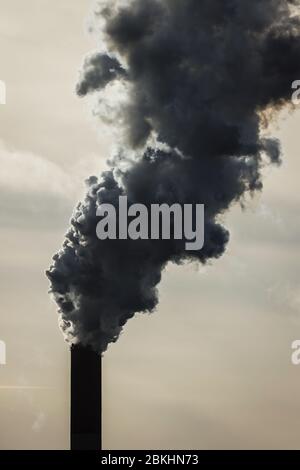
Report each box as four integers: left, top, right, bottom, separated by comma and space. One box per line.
47, 0, 300, 353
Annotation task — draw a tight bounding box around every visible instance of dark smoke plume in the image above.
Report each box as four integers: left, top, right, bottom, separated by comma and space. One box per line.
47, 0, 300, 353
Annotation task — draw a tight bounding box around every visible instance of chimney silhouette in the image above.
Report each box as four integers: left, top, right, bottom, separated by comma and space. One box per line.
70, 344, 101, 450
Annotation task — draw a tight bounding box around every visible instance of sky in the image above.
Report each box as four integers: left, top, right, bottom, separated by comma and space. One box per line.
0, 0, 300, 450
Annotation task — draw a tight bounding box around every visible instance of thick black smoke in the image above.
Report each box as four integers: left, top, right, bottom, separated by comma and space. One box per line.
47, 0, 300, 353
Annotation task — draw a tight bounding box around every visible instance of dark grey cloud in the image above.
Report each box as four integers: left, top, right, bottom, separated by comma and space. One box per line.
47, 0, 300, 353
76, 53, 126, 96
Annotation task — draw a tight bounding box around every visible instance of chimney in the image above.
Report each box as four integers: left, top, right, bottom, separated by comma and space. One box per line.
70, 344, 101, 450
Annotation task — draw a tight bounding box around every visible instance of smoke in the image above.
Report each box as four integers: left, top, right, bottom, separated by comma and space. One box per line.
47, 0, 300, 354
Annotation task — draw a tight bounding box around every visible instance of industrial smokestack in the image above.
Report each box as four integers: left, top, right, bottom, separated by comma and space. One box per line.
70, 345, 101, 450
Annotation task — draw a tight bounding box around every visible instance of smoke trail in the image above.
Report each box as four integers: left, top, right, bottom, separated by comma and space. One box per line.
47, 0, 300, 353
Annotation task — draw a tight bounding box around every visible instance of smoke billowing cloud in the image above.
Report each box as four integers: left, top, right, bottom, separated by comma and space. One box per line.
47, 0, 300, 353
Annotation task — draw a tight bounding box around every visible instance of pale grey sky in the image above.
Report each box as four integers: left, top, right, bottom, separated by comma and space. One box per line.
0, 0, 300, 450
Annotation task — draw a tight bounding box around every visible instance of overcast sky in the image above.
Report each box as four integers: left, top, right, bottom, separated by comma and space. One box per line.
0, 0, 300, 450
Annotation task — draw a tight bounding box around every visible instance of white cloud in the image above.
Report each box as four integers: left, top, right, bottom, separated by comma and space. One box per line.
0, 140, 107, 201
0, 141, 73, 198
